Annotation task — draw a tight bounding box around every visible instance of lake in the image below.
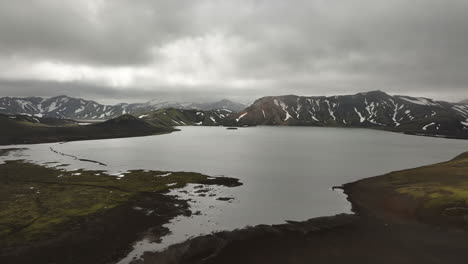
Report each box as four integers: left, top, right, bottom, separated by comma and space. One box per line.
2, 126, 468, 261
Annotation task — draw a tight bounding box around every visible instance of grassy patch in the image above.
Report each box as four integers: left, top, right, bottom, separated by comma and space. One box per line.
0, 160, 241, 247
375, 152, 468, 213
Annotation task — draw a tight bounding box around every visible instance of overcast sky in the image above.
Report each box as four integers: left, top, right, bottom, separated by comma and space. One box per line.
0, 0, 467, 104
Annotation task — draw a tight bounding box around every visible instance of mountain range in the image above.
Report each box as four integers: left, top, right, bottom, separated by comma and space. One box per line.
0, 96, 245, 119
225, 90, 468, 138
1, 91, 467, 139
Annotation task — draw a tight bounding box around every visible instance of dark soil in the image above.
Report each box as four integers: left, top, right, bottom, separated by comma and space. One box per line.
0, 193, 189, 264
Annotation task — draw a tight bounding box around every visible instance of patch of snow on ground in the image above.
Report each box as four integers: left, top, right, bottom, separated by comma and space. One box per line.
422, 122, 436, 131
453, 105, 468, 118
399, 97, 438, 106
75, 106, 85, 113
324, 100, 336, 121
17, 100, 34, 111
138, 114, 148, 119
389, 99, 401, 127
48, 101, 58, 112
354, 107, 366, 123
278, 101, 292, 121
308, 111, 319, 121
236, 112, 248, 122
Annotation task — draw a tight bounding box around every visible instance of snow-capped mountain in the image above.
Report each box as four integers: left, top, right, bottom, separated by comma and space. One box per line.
227, 91, 468, 138
0, 96, 130, 119
141, 99, 245, 112
190, 99, 246, 112
0, 96, 245, 119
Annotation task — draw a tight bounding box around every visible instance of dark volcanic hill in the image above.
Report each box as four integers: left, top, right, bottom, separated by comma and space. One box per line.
227, 91, 468, 138
0, 114, 173, 145
0, 96, 244, 119
138, 108, 234, 127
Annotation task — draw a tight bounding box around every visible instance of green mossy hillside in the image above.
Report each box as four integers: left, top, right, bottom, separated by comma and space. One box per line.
349, 151, 468, 225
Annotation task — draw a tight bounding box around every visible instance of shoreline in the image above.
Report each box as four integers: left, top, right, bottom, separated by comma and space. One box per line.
0, 157, 242, 264
3, 148, 468, 263
132, 151, 468, 264
0, 130, 177, 146
1, 124, 466, 147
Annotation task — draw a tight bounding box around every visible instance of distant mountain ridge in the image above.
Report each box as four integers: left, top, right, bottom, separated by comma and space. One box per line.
2, 91, 467, 139
0, 96, 245, 119
226, 91, 468, 138
0, 113, 173, 145
138, 108, 234, 127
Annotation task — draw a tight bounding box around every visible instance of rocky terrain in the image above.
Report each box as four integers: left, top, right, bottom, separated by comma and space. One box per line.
0, 96, 244, 120
227, 91, 468, 138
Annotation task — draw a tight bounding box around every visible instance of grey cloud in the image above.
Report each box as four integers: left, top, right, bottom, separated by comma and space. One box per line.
0, 0, 467, 101
0, 79, 260, 105
0, 0, 199, 65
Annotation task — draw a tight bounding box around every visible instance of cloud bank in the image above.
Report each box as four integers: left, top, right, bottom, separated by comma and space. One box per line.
0, 0, 467, 103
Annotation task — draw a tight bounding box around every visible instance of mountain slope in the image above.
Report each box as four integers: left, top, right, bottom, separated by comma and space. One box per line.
0, 96, 244, 119
0, 95, 134, 119
227, 91, 468, 138
138, 108, 234, 127
0, 114, 174, 145
142, 99, 245, 112
190, 99, 246, 112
